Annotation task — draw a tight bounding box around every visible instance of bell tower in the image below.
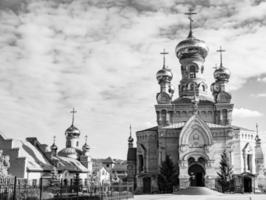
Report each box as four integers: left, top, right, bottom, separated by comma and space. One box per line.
211, 46, 234, 125
175, 10, 209, 99
156, 49, 174, 104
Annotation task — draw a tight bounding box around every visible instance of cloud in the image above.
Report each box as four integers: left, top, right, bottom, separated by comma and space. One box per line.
0, 0, 266, 158
251, 93, 266, 97
257, 77, 266, 82
233, 108, 263, 118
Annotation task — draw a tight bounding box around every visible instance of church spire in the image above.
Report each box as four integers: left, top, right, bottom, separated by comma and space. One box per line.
160, 49, 168, 69
50, 136, 58, 156
70, 108, 77, 125
128, 124, 134, 148
255, 123, 261, 143
156, 49, 174, 104
185, 8, 197, 38
216, 46, 226, 68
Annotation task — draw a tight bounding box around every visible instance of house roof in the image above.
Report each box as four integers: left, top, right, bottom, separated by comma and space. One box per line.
53, 156, 88, 173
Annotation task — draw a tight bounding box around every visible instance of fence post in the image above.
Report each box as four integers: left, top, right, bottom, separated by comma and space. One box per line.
13, 176, 17, 200
39, 177, 43, 200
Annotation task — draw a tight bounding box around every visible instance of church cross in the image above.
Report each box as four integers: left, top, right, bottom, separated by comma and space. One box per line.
129, 124, 132, 137
53, 136, 56, 144
70, 108, 77, 125
160, 49, 169, 68
85, 135, 88, 144
185, 8, 197, 37
216, 46, 226, 67
256, 123, 259, 136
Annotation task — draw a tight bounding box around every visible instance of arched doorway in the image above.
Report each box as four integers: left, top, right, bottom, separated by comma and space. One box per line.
244, 176, 252, 193
188, 164, 205, 186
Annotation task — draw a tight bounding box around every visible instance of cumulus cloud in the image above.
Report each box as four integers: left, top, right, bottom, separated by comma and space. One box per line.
233, 107, 263, 118
0, 0, 266, 158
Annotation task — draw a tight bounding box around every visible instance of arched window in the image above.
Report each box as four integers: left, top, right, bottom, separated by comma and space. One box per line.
222, 109, 228, 124
190, 65, 196, 78
161, 110, 167, 124
138, 155, 144, 172
202, 85, 205, 91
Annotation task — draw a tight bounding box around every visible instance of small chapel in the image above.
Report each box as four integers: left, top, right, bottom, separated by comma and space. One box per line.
127, 11, 265, 193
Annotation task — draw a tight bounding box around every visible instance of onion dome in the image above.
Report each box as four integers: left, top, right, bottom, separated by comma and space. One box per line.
50, 143, 58, 151
213, 66, 230, 82
128, 136, 134, 143
156, 67, 173, 83
175, 36, 209, 60
50, 136, 58, 151
65, 124, 80, 137
82, 143, 90, 152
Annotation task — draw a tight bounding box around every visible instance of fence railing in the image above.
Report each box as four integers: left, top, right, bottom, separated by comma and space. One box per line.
0, 177, 134, 200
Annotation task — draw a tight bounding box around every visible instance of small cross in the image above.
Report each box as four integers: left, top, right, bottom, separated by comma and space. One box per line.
256, 123, 259, 136
85, 135, 88, 144
129, 124, 132, 137
185, 8, 197, 37
53, 136, 56, 144
216, 46, 226, 67
70, 108, 77, 125
160, 49, 169, 68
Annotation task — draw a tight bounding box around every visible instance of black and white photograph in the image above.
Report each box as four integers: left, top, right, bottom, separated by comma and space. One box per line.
1, 0, 266, 199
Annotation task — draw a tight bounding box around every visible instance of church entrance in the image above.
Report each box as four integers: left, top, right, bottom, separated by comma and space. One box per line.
188, 164, 205, 186
143, 177, 151, 193
243, 176, 252, 193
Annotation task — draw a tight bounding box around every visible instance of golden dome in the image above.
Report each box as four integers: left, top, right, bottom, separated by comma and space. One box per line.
65, 124, 80, 137
156, 67, 173, 82
50, 143, 58, 151
175, 36, 209, 60
213, 66, 230, 82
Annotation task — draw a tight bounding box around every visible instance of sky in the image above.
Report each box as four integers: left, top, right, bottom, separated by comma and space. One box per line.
1, 0, 266, 159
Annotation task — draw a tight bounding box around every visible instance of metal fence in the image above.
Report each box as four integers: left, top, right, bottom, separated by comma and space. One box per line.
0, 177, 134, 200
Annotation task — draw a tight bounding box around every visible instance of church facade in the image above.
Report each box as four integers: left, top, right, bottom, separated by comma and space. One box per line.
127, 13, 265, 193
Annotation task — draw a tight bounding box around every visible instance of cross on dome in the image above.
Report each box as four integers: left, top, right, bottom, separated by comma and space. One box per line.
185, 8, 197, 37
53, 136, 56, 144
85, 135, 88, 144
129, 124, 132, 137
70, 108, 77, 125
216, 46, 226, 68
160, 49, 168, 68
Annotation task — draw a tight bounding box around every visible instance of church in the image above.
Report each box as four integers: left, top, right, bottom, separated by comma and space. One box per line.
0, 108, 92, 186
127, 12, 265, 193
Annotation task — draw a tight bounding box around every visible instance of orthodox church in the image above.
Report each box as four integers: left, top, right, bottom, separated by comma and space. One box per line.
127, 12, 265, 193
0, 109, 92, 185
